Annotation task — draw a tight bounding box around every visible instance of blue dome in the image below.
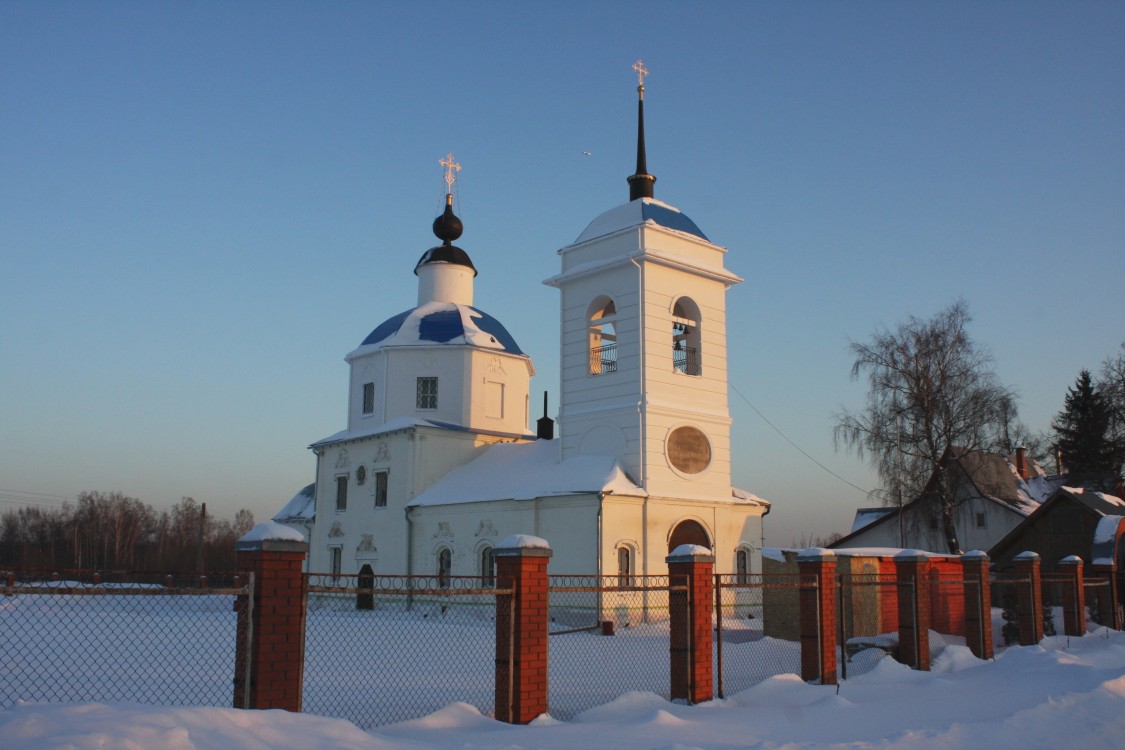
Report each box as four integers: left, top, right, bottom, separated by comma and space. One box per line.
359, 302, 525, 355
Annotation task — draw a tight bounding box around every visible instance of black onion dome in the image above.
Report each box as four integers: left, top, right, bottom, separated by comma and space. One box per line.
414, 195, 477, 276
432, 199, 463, 242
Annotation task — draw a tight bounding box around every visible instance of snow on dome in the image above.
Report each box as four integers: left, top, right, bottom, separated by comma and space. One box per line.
351, 301, 524, 356
497, 534, 550, 550
239, 521, 306, 544
574, 197, 709, 244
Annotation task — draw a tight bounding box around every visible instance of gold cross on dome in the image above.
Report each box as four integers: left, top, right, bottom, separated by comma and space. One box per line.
632, 59, 649, 87
439, 153, 461, 189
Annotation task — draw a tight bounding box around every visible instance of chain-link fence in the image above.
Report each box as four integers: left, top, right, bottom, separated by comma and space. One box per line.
1, 570, 249, 709
547, 575, 680, 720
713, 573, 803, 697
1083, 577, 1115, 630
992, 576, 1035, 647
836, 574, 901, 678
302, 573, 508, 729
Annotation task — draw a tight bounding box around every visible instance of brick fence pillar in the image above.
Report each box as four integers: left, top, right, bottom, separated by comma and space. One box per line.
1090, 560, 1120, 630
667, 546, 714, 704
1059, 556, 1085, 637
494, 535, 552, 724
1014, 551, 1043, 645
895, 551, 932, 670
233, 529, 309, 711
961, 551, 993, 660
797, 548, 837, 685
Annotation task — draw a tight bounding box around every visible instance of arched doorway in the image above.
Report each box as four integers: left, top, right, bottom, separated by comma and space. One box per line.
668, 520, 711, 553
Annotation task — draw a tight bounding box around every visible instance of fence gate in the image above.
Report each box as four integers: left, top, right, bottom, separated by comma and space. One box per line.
547, 575, 681, 720
713, 573, 803, 697
301, 573, 509, 729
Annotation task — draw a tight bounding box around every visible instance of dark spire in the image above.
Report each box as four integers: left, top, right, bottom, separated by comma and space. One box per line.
627, 59, 656, 201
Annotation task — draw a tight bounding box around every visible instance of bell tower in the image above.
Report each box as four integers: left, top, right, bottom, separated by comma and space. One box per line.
545, 62, 743, 502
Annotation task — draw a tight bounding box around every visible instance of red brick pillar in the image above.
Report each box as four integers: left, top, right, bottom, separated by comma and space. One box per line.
1090, 560, 1120, 630
895, 552, 932, 670
494, 537, 552, 724
1014, 551, 1043, 645
1060, 556, 1086, 637
667, 547, 714, 704
797, 549, 837, 685
233, 532, 309, 711
961, 551, 993, 660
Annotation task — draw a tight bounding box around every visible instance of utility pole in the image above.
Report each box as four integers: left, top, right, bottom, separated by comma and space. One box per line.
195, 502, 206, 574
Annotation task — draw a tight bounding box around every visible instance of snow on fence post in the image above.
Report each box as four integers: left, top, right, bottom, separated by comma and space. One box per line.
961, 551, 993, 660
233, 522, 309, 712
1059, 556, 1085, 637
1014, 551, 1043, 645
895, 551, 932, 670
797, 548, 837, 685
667, 545, 714, 704
494, 534, 552, 725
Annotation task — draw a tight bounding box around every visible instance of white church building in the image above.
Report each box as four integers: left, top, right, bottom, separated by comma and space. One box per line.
275, 67, 770, 582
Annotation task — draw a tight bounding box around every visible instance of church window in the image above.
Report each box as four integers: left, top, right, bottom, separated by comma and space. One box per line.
356, 466, 366, 485
671, 298, 701, 375
437, 547, 452, 588
667, 426, 712, 475
373, 470, 388, 508
362, 382, 375, 414
587, 297, 618, 375
479, 546, 495, 586
335, 475, 348, 511
975, 511, 987, 529
417, 377, 438, 409
329, 546, 342, 581
617, 546, 633, 586
736, 548, 751, 584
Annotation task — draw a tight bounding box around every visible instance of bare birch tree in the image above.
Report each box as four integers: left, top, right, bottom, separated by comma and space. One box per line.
835, 301, 1018, 554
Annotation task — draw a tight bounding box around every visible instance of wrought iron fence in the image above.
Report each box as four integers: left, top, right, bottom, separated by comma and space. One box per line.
713, 573, 803, 697
991, 576, 1034, 647
547, 575, 681, 720
0, 570, 249, 709
590, 344, 618, 374
302, 573, 509, 729
1083, 577, 1115, 630
836, 574, 901, 678
672, 346, 699, 375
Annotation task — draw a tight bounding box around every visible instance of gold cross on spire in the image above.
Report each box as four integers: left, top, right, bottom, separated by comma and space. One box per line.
632, 59, 649, 87
439, 153, 461, 190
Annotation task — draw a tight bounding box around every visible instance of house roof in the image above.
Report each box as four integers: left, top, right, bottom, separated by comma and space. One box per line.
273, 483, 315, 523
987, 485, 1125, 561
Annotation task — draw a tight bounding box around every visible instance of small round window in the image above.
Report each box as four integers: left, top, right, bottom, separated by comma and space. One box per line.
667, 426, 711, 474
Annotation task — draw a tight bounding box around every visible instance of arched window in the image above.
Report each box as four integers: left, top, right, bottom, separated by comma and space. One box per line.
479, 545, 495, 587
437, 547, 452, 589
735, 548, 751, 584
588, 297, 618, 375
617, 545, 633, 586
671, 298, 701, 375
668, 519, 710, 554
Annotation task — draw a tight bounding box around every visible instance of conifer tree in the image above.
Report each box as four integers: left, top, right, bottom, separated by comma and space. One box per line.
1052, 370, 1124, 491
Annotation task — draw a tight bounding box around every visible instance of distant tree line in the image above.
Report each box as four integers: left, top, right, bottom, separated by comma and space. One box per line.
0, 492, 254, 573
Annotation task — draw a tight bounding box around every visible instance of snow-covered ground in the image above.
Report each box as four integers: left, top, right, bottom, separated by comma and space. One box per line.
4, 630, 1125, 750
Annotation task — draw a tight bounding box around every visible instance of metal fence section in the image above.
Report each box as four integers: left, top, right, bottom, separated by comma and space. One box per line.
713, 574, 803, 697
1041, 574, 1072, 637
1083, 577, 1114, 629
302, 573, 509, 729
836, 574, 901, 679
547, 575, 680, 720
992, 576, 1034, 647
0, 570, 249, 709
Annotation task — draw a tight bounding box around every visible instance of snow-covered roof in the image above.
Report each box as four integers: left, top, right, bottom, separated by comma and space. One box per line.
239, 521, 307, 544
273, 484, 315, 523
347, 301, 525, 359
573, 198, 708, 244
407, 439, 642, 507
310, 416, 533, 450
850, 507, 895, 533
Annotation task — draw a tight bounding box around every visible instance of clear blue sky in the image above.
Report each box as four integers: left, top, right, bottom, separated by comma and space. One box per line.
2, 1, 1122, 545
